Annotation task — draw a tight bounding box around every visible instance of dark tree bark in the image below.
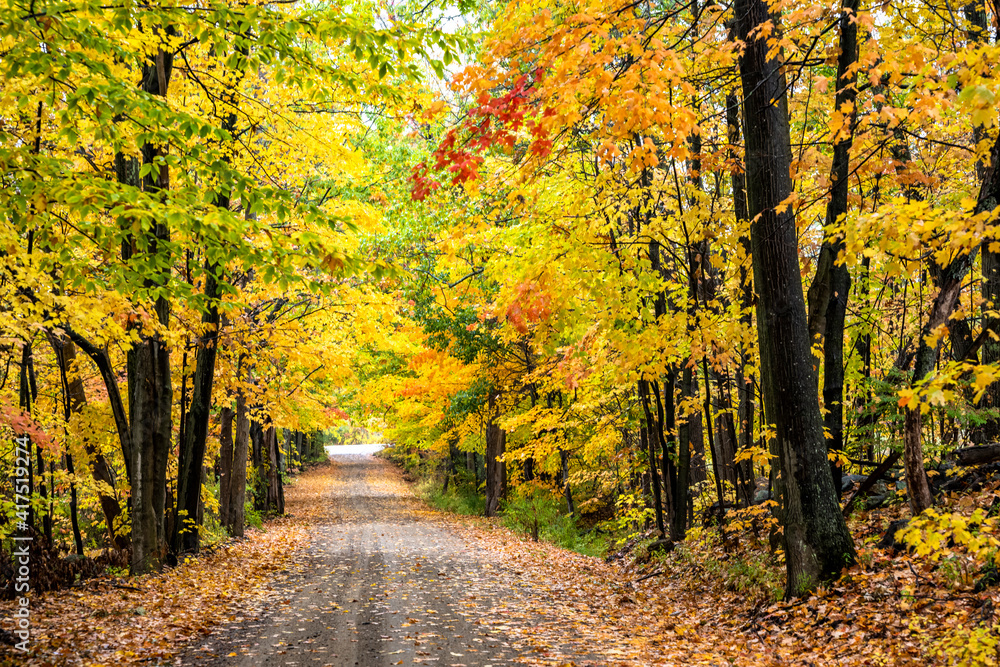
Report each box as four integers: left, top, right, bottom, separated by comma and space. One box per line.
638, 380, 665, 535
484, 391, 507, 517
656, 374, 679, 530
956, 444, 1000, 466
727, 90, 757, 508
218, 404, 235, 529
22, 343, 53, 543
47, 339, 85, 554
703, 360, 727, 514
128, 43, 176, 575
806, 0, 860, 497
18, 343, 37, 533
673, 365, 697, 541
172, 32, 243, 552
172, 260, 222, 554
251, 418, 265, 510
224, 391, 250, 537
710, 367, 742, 503
966, 1, 1000, 440
736, 0, 857, 596
262, 426, 285, 514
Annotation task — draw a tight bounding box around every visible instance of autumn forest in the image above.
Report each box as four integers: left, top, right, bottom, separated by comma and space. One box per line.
2, 0, 1000, 664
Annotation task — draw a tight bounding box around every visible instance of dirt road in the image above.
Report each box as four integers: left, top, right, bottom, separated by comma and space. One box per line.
184, 448, 585, 667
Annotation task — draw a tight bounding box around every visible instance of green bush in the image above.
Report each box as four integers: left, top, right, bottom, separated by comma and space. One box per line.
244, 501, 264, 531
502, 481, 559, 541
501, 482, 604, 557
420, 476, 486, 516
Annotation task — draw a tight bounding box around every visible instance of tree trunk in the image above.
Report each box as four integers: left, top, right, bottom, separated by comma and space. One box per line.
639, 380, 665, 535
656, 374, 678, 529
18, 343, 37, 533
484, 392, 507, 517
965, 1, 1000, 440
806, 0, 860, 497
224, 392, 250, 537
218, 405, 235, 529
560, 447, 575, 516
728, 90, 757, 508
251, 419, 265, 511
129, 44, 176, 575
638, 380, 666, 535
130, 325, 172, 573
263, 426, 284, 514
172, 259, 222, 554
672, 365, 696, 541
281, 429, 291, 472
736, 0, 856, 596
703, 360, 728, 514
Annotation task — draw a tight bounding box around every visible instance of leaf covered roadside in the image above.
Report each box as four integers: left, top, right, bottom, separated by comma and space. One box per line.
443, 496, 1000, 666
0, 465, 331, 666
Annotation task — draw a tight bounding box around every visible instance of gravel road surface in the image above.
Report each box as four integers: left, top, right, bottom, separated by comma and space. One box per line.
185, 448, 543, 667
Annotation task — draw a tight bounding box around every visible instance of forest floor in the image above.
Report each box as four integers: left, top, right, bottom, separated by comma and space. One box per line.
2, 451, 999, 666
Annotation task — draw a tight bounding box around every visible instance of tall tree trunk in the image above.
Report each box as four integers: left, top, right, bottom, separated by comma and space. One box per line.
23, 344, 53, 543
264, 426, 284, 514
966, 1, 1000, 441
673, 366, 696, 541
728, 90, 757, 508
638, 380, 665, 535
129, 43, 176, 574
703, 360, 727, 515
218, 404, 235, 529
711, 366, 742, 503
484, 392, 507, 517
736, 0, 857, 596
18, 343, 37, 533
806, 0, 860, 497
225, 391, 250, 537
251, 419, 265, 511
656, 374, 678, 529
172, 260, 222, 554
172, 33, 242, 551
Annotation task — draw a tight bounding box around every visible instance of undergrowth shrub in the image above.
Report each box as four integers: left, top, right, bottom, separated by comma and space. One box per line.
501, 481, 604, 556
502, 481, 559, 541
419, 475, 486, 516
244, 501, 264, 530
